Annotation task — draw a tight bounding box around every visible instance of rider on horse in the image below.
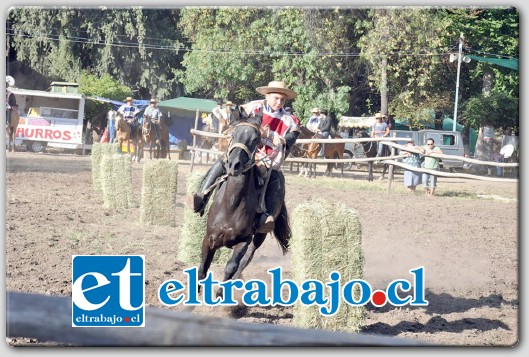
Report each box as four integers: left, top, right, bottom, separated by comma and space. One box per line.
192, 80, 300, 234
117, 97, 140, 138
144, 98, 162, 143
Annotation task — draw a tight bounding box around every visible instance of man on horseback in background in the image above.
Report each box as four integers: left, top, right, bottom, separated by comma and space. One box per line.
192, 80, 300, 234
144, 98, 162, 144
117, 97, 140, 138
6, 76, 16, 127
316, 108, 332, 155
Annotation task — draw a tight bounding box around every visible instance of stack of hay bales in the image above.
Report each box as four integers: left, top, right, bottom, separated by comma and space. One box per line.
177, 171, 231, 265
291, 199, 366, 333
140, 160, 179, 226
91, 142, 119, 191
100, 154, 134, 210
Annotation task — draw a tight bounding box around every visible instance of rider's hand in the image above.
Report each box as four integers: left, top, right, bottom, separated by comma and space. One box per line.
272, 135, 285, 147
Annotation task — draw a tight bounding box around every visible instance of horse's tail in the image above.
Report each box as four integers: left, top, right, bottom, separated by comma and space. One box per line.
273, 203, 291, 255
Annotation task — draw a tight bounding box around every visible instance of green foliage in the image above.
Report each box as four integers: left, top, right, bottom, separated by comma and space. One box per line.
79, 72, 132, 128
461, 92, 518, 132
177, 7, 364, 121
358, 8, 452, 123
8, 7, 184, 100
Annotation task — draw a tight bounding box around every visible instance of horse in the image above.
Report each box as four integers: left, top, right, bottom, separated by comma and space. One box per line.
197, 116, 291, 296
115, 112, 142, 162
357, 130, 391, 181
6, 104, 20, 153
141, 116, 159, 159
297, 125, 346, 178
156, 119, 171, 160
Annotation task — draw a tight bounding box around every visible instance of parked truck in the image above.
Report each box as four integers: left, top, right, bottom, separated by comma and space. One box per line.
9, 82, 86, 153
343, 129, 466, 171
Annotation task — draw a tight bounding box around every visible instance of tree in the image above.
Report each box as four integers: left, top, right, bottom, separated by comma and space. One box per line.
78, 72, 132, 129
7, 7, 184, 99
358, 8, 452, 127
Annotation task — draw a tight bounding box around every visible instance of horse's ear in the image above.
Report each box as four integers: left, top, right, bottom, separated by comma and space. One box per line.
247, 115, 262, 127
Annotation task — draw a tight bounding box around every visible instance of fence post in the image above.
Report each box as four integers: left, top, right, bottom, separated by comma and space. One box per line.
190, 109, 199, 173
387, 133, 396, 193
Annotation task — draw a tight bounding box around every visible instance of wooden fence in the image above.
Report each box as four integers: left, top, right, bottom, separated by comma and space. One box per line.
6, 291, 429, 346
187, 128, 518, 185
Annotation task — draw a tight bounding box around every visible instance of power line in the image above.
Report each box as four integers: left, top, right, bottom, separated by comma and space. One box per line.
7, 30, 455, 58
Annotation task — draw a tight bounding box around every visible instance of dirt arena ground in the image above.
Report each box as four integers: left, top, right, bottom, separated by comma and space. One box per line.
4, 151, 519, 347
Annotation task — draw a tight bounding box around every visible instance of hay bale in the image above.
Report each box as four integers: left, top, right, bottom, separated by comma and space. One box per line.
92, 142, 120, 191
100, 154, 134, 210
99, 155, 115, 209
140, 160, 179, 226
113, 154, 134, 209
177, 171, 231, 265
291, 199, 366, 333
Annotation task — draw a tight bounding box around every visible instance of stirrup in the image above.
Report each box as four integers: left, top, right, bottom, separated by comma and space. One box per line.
256, 213, 275, 234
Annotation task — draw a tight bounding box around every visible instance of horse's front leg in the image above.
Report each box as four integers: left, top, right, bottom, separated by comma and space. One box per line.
197, 235, 217, 294
217, 241, 249, 297
232, 233, 267, 281
368, 162, 373, 181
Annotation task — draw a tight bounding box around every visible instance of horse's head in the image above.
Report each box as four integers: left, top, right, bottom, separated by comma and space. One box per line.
225, 116, 261, 176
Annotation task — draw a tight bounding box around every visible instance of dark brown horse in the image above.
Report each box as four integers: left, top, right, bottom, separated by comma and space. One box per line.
157, 120, 171, 160
357, 130, 390, 181
141, 116, 159, 159
197, 116, 291, 294
6, 104, 20, 152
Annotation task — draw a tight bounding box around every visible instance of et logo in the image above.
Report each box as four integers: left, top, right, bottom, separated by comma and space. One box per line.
72, 255, 145, 327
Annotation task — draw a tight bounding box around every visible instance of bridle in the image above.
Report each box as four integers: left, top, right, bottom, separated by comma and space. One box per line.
225, 122, 261, 173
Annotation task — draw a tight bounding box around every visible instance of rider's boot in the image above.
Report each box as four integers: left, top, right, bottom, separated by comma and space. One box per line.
256, 172, 281, 234
192, 160, 225, 216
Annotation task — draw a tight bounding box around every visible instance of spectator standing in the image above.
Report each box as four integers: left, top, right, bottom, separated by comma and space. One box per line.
107, 110, 116, 143
419, 138, 443, 196
401, 139, 422, 193
6, 76, 16, 126
371, 112, 390, 157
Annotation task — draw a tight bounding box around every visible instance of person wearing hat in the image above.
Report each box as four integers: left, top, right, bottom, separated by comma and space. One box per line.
316, 109, 332, 155
210, 99, 224, 133
306, 107, 321, 133
371, 112, 390, 157
6, 76, 17, 127
220, 100, 236, 131
117, 96, 141, 137
144, 98, 163, 143
192, 80, 300, 234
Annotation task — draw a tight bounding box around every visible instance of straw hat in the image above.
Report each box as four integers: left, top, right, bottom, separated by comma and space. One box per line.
374, 112, 386, 119
225, 100, 235, 106
125, 96, 133, 102
256, 80, 297, 100
150, 98, 157, 103
311, 107, 320, 113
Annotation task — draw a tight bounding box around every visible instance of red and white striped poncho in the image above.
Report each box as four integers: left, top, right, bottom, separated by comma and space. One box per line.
243, 100, 300, 170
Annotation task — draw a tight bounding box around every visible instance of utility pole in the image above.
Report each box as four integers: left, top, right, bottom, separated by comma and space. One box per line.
452, 33, 464, 132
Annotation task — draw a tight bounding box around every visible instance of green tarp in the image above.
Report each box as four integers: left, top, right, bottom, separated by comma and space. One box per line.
157, 97, 217, 112
468, 55, 518, 71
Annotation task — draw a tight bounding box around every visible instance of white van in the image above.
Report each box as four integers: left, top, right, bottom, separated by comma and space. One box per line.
9, 82, 85, 152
